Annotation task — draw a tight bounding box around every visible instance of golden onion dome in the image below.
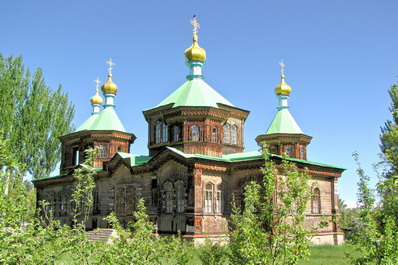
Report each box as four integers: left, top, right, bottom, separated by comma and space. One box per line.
184, 35, 206, 62
90, 90, 103, 104
275, 74, 292, 96
101, 74, 118, 94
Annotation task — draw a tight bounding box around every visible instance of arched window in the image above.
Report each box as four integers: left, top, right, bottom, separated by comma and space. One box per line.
311, 188, 321, 214
175, 181, 186, 213
215, 185, 222, 213
162, 123, 168, 143
285, 146, 292, 157
231, 125, 237, 145
164, 182, 174, 214
223, 124, 230, 143
204, 183, 214, 213
173, 126, 180, 142
211, 127, 218, 142
192, 125, 200, 141
155, 123, 162, 144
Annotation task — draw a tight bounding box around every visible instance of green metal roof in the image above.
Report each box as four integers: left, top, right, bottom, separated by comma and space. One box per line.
89, 107, 126, 132
266, 108, 303, 134
164, 147, 345, 170
155, 79, 234, 109
75, 114, 99, 132
117, 152, 152, 166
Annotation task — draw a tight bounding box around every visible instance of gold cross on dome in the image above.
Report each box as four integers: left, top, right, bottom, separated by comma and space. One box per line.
94, 78, 101, 92
190, 16, 200, 36
106, 58, 115, 74
279, 60, 285, 75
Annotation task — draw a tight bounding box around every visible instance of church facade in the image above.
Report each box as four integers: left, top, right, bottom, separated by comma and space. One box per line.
33, 19, 345, 245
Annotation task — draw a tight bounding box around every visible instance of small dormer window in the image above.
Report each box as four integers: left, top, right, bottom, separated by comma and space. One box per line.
192, 125, 200, 141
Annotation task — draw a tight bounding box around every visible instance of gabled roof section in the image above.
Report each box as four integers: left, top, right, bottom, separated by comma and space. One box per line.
117, 152, 152, 166
154, 79, 234, 109
75, 114, 99, 132
89, 107, 126, 132
266, 108, 303, 134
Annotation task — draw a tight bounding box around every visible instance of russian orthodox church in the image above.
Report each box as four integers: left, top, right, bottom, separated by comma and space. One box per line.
33, 18, 345, 245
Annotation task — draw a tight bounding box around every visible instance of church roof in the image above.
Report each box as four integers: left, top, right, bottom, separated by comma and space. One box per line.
155, 78, 234, 109
161, 147, 345, 170
265, 108, 303, 134
89, 107, 126, 132
75, 114, 99, 132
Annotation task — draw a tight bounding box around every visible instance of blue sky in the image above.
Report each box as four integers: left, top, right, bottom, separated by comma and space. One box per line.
2, 1, 397, 207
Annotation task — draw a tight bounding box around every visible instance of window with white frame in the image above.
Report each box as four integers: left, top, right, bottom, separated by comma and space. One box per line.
223, 124, 230, 143
192, 125, 200, 141
215, 185, 222, 213
211, 127, 218, 142
175, 180, 186, 213
204, 183, 214, 213
311, 188, 321, 214
231, 125, 237, 145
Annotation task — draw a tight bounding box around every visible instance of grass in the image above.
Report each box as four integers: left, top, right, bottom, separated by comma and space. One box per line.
298, 244, 356, 265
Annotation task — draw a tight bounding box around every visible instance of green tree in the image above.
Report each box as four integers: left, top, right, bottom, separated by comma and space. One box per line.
0, 54, 75, 179
348, 154, 398, 264
229, 147, 326, 265
379, 83, 398, 222
71, 148, 98, 226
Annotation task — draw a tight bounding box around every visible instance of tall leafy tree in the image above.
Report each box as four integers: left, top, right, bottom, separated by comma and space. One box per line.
229, 146, 327, 265
379, 83, 398, 220
0, 54, 75, 179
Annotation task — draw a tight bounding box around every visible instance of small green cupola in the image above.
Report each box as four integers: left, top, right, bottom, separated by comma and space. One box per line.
75, 78, 103, 132
59, 60, 136, 173
256, 61, 312, 160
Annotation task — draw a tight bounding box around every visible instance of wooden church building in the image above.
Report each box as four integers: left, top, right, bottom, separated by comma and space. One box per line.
33, 18, 345, 245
